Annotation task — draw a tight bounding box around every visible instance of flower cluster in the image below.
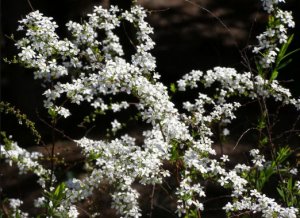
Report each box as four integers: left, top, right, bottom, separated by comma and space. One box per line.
261, 0, 285, 13
254, 0, 295, 68
111, 119, 122, 133
1, 139, 51, 188
224, 189, 298, 218
177, 66, 300, 109
3, 0, 300, 217
249, 149, 266, 169
16, 11, 79, 80
8, 198, 29, 217
66, 131, 170, 217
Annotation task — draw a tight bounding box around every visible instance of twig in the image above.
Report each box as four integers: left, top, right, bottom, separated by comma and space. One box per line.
148, 7, 171, 14
184, 0, 242, 57
149, 184, 156, 218
203, 195, 231, 204
274, 129, 300, 141
0, 203, 10, 217
159, 185, 173, 200
152, 203, 177, 217
122, 21, 137, 50
286, 114, 300, 143
76, 205, 92, 217
158, 121, 167, 142
38, 115, 74, 142
48, 118, 57, 210
218, 123, 224, 155
26, 0, 35, 11
233, 128, 256, 150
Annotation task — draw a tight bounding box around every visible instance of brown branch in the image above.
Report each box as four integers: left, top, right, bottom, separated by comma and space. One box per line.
149, 184, 156, 218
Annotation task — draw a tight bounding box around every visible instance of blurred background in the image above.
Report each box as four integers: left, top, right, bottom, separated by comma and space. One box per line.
1, 0, 300, 144
1, 0, 300, 217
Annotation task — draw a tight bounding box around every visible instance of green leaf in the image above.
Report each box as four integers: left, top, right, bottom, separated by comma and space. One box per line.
255, 60, 264, 77
269, 70, 278, 82
287, 177, 293, 190
54, 182, 65, 197
277, 187, 286, 201
281, 48, 300, 61
277, 58, 293, 70
277, 34, 294, 62
52, 182, 66, 207
258, 117, 266, 130
275, 146, 291, 164
273, 34, 299, 73
170, 83, 177, 93
48, 107, 58, 119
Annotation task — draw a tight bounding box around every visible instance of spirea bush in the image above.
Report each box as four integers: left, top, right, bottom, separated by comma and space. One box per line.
1, 0, 300, 217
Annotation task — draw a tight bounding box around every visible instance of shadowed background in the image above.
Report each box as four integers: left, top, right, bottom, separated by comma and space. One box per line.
1, 0, 300, 144
1, 0, 300, 217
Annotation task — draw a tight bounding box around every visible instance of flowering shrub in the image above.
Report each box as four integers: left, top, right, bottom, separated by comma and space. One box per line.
1, 0, 300, 217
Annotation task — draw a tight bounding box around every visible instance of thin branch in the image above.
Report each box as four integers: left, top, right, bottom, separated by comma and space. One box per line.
233, 128, 257, 150
184, 0, 242, 57
122, 21, 137, 50
158, 121, 167, 142
160, 180, 174, 196
76, 205, 92, 217
152, 203, 177, 217
38, 115, 74, 142
149, 184, 156, 218
26, 0, 35, 11
286, 114, 300, 143
148, 8, 171, 13
274, 129, 300, 141
203, 195, 231, 204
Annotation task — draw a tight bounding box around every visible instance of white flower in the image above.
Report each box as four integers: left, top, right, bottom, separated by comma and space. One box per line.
222, 128, 230, 136
9, 1, 300, 218
34, 197, 46, 208
68, 206, 79, 218
18, 46, 35, 61
54, 106, 71, 118
218, 176, 229, 186
221, 155, 229, 162
9, 198, 23, 210
290, 168, 298, 175
295, 181, 300, 191
111, 119, 122, 132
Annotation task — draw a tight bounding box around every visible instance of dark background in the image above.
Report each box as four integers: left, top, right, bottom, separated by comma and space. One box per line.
1, 0, 300, 143
1, 1, 300, 217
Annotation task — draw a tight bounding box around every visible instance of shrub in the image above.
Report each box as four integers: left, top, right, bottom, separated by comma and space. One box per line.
1, 0, 300, 217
